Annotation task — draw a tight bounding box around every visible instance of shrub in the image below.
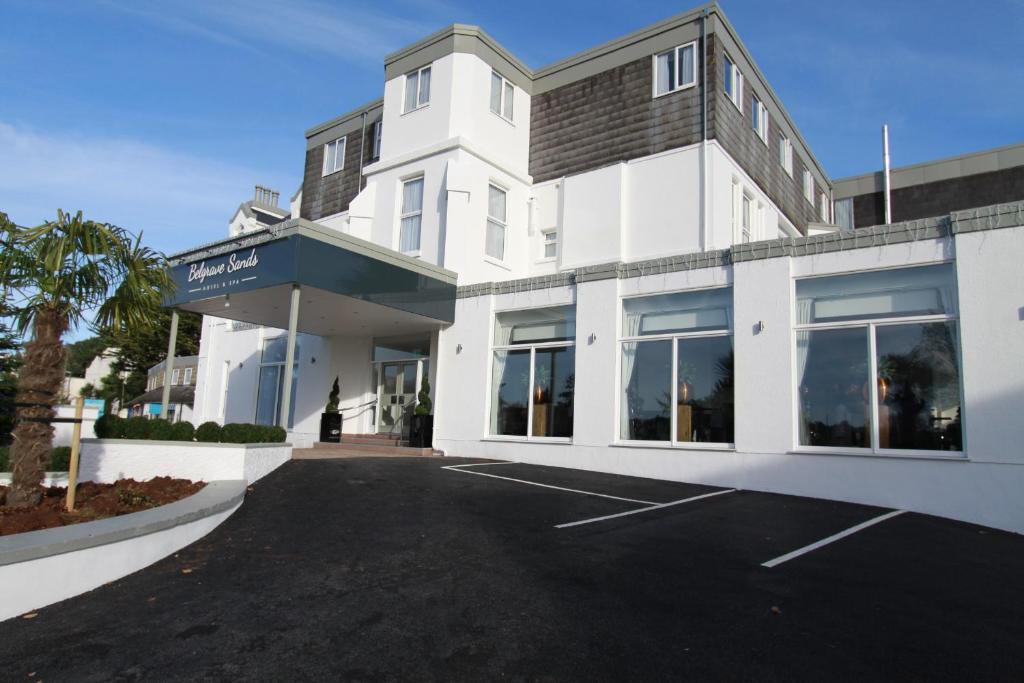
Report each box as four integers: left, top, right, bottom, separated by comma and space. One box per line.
147, 419, 174, 441
195, 421, 222, 443
169, 421, 195, 442
0, 446, 8, 472
93, 413, 126, 439
220, 423, 257, 444
122, 416, 152, 440
264, 425, 287, 443
49, 446, 72, 471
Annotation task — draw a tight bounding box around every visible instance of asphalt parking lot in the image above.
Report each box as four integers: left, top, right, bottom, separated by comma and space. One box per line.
2, 457, 1023, 681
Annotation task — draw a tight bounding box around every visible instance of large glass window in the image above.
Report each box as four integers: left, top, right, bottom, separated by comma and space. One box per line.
490, 306, 575, 439
795, 264, 962, 453
256, 336, 299, 428
620, 288, 734, 445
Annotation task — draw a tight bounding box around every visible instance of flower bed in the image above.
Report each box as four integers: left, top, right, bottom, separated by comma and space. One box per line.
0, 477, 203, 536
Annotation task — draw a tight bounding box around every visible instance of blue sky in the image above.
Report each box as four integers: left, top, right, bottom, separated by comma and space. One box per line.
2, 0, 1022, 258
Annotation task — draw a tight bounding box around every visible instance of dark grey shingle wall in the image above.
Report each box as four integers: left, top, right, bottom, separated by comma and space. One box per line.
300, 118, 381, 221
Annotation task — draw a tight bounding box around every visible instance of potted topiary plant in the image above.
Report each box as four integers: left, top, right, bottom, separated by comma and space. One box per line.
319, 376, 342, 443
409, 376, 433, 448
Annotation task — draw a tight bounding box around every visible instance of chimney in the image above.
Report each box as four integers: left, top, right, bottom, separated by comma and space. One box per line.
254, 185, 279, 207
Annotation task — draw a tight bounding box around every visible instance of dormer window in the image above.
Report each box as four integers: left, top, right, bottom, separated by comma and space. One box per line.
751, 95, 768, 144
403, 65, 431, 114
322, 136, 346, 176
653, 41, 697, 97
490, 71, 515, 122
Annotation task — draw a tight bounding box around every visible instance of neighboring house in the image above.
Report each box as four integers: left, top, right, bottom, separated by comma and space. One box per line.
60, 347, 120, 402
126, 355, 198, 423
832, 143, 1024, 230
228, 186, 293, 237
162, 3, 1024, 534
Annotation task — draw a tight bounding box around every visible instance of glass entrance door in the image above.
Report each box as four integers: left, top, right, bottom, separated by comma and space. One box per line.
377, 361, 418, 436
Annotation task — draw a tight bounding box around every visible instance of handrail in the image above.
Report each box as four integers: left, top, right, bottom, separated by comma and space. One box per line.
338, 399, 378, 412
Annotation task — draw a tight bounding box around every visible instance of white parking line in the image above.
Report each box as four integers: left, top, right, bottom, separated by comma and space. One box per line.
441, 465, 658, 505
761, 509, 907, 568
443, 461, 517, 469
554, 489, 737, 529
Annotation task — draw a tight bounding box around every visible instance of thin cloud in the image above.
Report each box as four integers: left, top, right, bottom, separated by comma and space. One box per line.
100, 0, 450, 63
0, 121, 293, 254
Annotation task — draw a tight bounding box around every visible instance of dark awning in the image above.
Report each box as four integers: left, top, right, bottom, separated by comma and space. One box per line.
164, 220, 457, 336
127, 385, 195, 407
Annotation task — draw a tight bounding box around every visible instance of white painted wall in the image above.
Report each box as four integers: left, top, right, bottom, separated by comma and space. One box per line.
434, 226, 1024, 534
79, 440, 291, 485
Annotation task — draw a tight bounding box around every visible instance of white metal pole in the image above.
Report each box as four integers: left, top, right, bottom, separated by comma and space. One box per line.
882, 124, 893, 225
279, 284, 301, 429
160, 310, 179, 420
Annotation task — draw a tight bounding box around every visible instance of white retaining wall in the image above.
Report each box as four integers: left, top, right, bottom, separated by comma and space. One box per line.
79, 440, 292, 485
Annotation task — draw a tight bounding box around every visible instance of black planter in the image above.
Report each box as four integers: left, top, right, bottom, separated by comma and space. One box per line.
409, 414, 433, 448
319, 412, 342, 443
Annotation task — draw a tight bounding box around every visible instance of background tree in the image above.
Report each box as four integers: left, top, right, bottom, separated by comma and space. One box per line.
0, 300, 21, 446
0, 210, 172, 507
64, 336, 108, 377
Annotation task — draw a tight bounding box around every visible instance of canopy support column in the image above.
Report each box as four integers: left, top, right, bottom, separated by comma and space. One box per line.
279, 284, 301, 429
160, 309, 179, 421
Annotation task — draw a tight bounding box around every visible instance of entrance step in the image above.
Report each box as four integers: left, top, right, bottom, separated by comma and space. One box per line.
314, 436, 406, 447
296, 444, 435, 459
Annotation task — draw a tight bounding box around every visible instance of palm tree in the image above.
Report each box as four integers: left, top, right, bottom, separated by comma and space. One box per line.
0, 210, 172, 507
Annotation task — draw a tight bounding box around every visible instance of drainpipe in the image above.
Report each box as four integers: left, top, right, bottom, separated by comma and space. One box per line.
882, 124, 893, 225
699, 8, 710, 251
358, 111, 368, 192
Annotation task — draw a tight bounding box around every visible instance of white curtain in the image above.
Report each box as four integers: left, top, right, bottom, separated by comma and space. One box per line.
656, 51, 673, 94
503, 82, 514, 120
418, 67, 431, 105
490, 72, 502, 114
489, 324, 513, 434
680, 44, 695, 85
795, 299, 813, 444
486, 185, 506, 260
404, 71, 418, 113
400, 179, 423, 253
619, 311, 643, 439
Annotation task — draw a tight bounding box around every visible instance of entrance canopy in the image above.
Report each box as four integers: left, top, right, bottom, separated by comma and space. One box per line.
166, 219, 457, 336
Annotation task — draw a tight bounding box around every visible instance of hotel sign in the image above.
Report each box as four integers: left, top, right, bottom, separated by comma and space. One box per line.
168, 237, 297, 305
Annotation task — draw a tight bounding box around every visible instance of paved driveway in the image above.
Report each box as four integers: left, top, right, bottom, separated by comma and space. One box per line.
2, 457, 1023, 681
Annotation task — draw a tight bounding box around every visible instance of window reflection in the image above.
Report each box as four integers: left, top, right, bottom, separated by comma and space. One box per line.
797, 327, 871, 448
876, 322, 961, 451
490, 349, 530, 436
677, 337, 734, 443
621, 340, 672, 441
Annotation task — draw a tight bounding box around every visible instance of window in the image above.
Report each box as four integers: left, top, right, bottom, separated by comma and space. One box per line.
819, 192, 830, 223
803, 170, 814, 204
795, 264, 962, 453
834, 197, 855, 231
490, 306, 576, 439
399, 177, 424, 254
403, 65, 431, 113
621, 288, 734, 444
490, 71, 515, 121
256, 336, 300, 428
371, 120, 382, 160
751, 94, 768, 143
322, 136, 346, 176
653, 41, 697, 96
741, 193, 752, 243
541, 229, 557, 260
184, 367, 193, 385
171, 368, 180, 385
486, 183, 507, 260
778, 134, 793, 175
723, 53, 743, 109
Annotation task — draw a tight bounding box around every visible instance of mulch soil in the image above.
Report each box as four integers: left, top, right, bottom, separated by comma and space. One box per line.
0, 477, 205, 536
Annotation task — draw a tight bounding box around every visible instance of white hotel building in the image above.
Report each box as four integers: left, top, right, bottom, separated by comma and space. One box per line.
166, 4, 1024, 533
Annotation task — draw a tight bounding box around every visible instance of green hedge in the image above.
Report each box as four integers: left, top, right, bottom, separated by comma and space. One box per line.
90, 418, 286, 445
0, 446, 7, 472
